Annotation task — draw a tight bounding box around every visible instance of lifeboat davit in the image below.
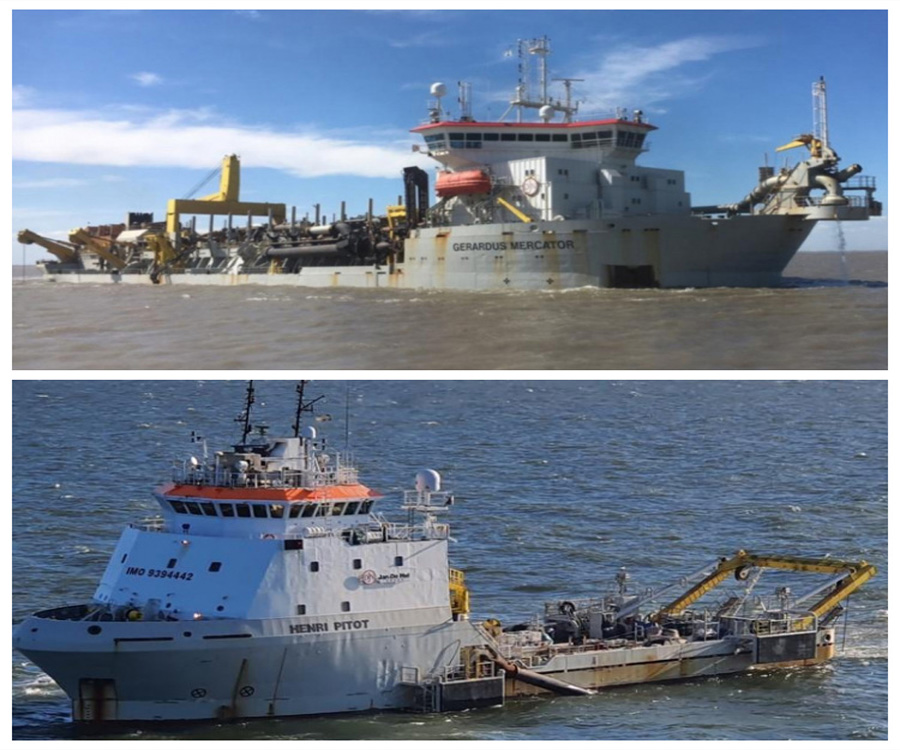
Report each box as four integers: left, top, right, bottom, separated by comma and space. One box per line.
435, 170, 492, 198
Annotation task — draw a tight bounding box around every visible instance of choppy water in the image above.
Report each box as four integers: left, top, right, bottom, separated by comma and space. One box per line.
12, 380, 887, 740
12, 252, 886, 370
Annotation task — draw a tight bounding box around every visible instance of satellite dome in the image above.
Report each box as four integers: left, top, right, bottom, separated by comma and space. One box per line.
430, 82, 447, 98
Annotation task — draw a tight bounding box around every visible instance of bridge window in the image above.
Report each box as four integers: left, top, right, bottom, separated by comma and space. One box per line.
552, 133, 568, 142
170, 500, 187, 514
236, 503, 251, 518
361, 500, 374, 514
483, 132, 499, 141
346, 501, 361, 515
517, 133, 534, 142
185, 502, 203, 516
252, 504, 267, 519
332, 502, 346, 516
289, 503, 303, 518
535, 133, 550, 142
270, 504, 284, 519
465, 133, 481, 141
301, 503, 317, 518
200, 502, 217, 517
500, 133, 516, 141
220, 503, 235, 518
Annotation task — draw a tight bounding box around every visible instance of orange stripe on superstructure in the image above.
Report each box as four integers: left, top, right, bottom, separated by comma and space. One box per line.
159, 483, 382, 501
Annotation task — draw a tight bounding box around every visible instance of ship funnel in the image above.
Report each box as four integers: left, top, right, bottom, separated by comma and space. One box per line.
416, 469, 442, 492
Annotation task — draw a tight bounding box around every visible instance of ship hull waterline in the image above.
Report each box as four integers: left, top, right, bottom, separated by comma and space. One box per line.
39, 215, 816, 290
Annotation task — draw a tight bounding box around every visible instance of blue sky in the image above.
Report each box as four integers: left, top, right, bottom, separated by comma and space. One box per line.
12, 8, 887, 263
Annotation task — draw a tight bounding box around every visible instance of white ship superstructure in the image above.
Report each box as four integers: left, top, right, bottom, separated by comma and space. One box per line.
14, 383, 877, 722
19, 39, 879, 290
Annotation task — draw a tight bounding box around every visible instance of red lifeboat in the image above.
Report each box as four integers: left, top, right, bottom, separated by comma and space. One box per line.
435, 170, 492, 198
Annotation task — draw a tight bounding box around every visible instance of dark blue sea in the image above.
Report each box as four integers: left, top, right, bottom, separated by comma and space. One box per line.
12, 380, 887, 740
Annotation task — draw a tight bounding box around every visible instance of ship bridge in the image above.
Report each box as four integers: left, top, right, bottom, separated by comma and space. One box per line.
412, 118, 656, 172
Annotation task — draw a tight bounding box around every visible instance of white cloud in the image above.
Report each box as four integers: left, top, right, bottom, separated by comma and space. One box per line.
571, 35, 763, 114
12, 85, 37, 107
12, 107, 428, 179
13, 177, 89, 189
388, 30, 452, 49
131, 71, 163, 87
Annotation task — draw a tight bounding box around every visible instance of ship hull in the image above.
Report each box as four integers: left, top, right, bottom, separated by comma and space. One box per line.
39, 214, 815, 290
14, 610, 487, 721
14, 609, 836, 722
506, 630, 836, 698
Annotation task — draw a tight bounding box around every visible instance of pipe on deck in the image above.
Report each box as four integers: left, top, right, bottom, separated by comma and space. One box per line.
488, 650, 594, 697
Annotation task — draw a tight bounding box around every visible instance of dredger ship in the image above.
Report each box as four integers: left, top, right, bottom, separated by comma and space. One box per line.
18, 38, 879, 290
14, 382, 876, 722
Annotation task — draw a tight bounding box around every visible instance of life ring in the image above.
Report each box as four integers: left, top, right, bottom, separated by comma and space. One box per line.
262, 533, 275, 540
360, 570, 377, 586
522, 176, 540, 197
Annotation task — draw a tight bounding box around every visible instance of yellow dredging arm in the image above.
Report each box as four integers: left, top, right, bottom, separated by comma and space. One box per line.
656, 550, 876, 621
67, 228, 127, 270
16, 229, 79, 263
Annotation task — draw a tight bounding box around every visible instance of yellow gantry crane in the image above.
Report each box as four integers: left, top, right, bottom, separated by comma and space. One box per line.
165, 154, 287, 235
656, 550, 876, 624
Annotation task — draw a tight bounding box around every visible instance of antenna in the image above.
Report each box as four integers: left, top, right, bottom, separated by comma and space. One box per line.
292, 380, 325, 437
344, 382, 351, 450
235, 380, 255, 444
502, 36, 580, 123
458, 81, 473, 122
813, 76, 829, 149
551, 77, 583, 123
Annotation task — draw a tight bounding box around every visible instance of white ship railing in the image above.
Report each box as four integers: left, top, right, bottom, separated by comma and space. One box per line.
130, 517, 166, 532
173, 464, 359, 489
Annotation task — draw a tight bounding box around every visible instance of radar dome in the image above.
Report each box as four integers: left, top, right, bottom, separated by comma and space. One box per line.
301, 425, 317, 439
416, 469, 442, 492
539, 105, 554, 122
430, 82, 447, 98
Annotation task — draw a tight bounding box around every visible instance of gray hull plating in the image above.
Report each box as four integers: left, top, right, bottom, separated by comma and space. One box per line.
41, 214, 814, 290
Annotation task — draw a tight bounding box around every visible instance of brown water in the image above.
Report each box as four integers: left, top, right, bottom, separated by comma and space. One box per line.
12, 252, 886, 370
